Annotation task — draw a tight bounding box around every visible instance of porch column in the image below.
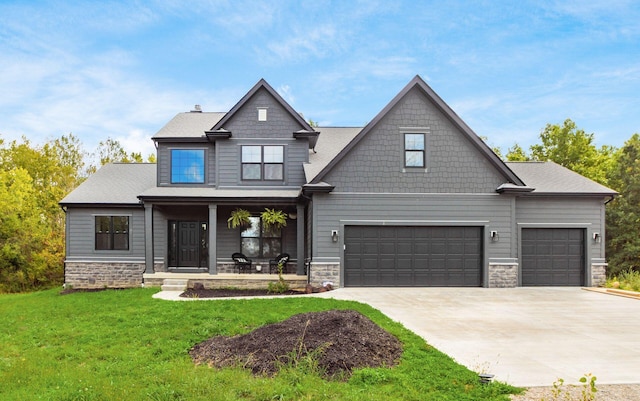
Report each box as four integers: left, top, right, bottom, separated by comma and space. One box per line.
296, 204, 305, 275
208, 204, 217, 274
144, 204, 154, 274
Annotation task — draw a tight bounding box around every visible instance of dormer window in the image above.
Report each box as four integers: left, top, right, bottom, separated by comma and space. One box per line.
242, 145, 283, 180
258, 107, 268, 121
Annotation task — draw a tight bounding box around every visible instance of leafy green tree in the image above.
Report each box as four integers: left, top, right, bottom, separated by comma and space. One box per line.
529, 119, 614, 185
0, 135, 87, 292
505, 143, 530, 161
606, 134, 640, 276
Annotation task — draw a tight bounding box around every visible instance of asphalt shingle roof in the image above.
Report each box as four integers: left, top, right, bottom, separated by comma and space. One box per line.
305, 127, 362, 182
60, 163, 156, 205
505, 161, 617, 195
153, 112, 226, 139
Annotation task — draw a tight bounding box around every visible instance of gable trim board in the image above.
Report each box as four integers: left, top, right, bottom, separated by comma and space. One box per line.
60, 77, 616, 289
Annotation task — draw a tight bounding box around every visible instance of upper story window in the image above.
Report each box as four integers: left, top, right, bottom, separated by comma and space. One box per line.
171, 149, 205, 183
404, 133, 425, 168
258, 107, 268, 121
241, 145, 284, 181
95, 216, 129, 251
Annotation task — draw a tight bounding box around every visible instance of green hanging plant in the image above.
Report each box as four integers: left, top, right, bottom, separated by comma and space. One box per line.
227, 208, 251, 229
260, 208, 288, 230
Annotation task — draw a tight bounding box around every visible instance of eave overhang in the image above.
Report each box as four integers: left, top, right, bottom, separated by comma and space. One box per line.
293, 129, 320, 149
205, 129, 232, 141
153, 137, 209, 143
496, 183, 535, 194
302, 182, 335, 195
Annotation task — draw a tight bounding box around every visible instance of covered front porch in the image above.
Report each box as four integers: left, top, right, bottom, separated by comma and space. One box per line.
140, 191, 308, 277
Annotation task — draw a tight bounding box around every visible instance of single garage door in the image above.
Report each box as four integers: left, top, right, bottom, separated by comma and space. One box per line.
521, 228, 585, 286
344, 226, 482, 287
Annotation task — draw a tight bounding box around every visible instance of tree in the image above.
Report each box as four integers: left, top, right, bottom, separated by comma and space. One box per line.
606, 134, 640, 276
529, 119, 614, 185
504, 143, 530, 161
0, 135, 88, 292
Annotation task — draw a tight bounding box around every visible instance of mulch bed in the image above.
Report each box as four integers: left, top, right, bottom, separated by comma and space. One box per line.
189, 309, 403, 379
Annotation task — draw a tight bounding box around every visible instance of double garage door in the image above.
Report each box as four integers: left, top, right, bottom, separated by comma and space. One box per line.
344, 226, 483, 287
344, 226, 586, 287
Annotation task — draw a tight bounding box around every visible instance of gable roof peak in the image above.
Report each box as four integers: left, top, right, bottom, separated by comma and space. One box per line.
311, 75, 525, 186
210, 78, 314, 132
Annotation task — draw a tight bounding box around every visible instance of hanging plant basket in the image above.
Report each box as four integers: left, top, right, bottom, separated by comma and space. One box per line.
261, 208, 288, 230
227, 208, 251, 229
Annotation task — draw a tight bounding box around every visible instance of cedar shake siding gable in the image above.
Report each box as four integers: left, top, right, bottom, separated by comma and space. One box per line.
219, 86, 309, 139
320, 85, 509, 193
311, 75, 523, 188
211, 79, 314, 138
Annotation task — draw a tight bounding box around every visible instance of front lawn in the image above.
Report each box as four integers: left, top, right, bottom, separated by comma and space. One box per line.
0, 288, 518, 400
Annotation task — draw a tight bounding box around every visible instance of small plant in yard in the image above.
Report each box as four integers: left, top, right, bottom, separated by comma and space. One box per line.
268, 261, 290, 294
605, 268, 640, 292
541, 374, 597, 401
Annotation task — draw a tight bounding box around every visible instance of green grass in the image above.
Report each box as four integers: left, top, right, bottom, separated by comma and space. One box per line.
605, 268, 640, 292
0, 288, 519, 400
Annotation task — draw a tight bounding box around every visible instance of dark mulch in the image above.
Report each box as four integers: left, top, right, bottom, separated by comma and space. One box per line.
189, 309, 403, 379
180, 288, 306, 298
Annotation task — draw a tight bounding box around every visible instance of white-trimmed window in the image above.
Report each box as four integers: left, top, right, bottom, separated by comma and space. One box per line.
404, 133, 425, 168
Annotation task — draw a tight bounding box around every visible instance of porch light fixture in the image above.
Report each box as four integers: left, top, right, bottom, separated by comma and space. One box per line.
331, 230, 339, 242
288, 212, 297, 220
490, 230, 498, 242
593, 232, 601, 243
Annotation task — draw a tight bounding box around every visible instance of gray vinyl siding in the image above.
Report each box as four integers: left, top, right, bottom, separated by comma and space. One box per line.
65, 207, 145, 261
311, 193, 512, 261
323, 87, 507, 193
157, 142, 215, 187
223, 87, 305, 139
515, 197, 606, 260
216, 139, 308, 187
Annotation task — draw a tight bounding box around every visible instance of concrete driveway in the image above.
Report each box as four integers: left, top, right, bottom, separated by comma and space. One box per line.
317, 287, 640, 387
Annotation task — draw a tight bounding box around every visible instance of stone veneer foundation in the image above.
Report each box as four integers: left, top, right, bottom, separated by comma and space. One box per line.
308, 262, 341, 288
65, 261, 145, 289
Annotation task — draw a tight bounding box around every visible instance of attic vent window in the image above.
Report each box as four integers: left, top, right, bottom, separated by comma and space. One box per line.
258, 107, 267, 121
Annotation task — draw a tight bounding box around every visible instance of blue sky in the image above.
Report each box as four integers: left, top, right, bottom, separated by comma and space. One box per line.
1, 1, 639, 159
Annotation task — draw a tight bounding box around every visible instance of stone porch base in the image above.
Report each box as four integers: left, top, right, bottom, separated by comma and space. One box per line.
143, 272, 308, 290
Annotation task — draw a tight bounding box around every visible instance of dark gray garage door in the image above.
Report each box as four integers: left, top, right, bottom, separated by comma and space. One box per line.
521, 228, 585, 286
344, 226, 483, 287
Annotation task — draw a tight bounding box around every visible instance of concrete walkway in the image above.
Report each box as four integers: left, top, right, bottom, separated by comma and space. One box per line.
154, 287, 640, 387
315, 287, 640, 387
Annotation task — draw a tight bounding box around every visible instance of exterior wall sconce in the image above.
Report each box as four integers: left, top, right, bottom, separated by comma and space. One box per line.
593, 232, 601, 243
490, 230, 498, 242
331, 230, 339, 242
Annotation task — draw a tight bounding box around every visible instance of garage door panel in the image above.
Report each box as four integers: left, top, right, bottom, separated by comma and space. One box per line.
345, 226, 482, 287
522, 228, 584, 286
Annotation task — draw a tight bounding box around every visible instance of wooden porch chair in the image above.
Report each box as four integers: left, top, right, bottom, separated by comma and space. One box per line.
232, 252, 253, 274
269, 253, 290, 274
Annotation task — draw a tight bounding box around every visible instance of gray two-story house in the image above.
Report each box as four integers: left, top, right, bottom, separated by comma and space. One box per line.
60, 76, 616, 289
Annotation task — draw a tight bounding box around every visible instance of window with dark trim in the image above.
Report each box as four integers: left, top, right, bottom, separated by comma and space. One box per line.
171, 149, 205, 183
95, 216, 129, 250
404, 133, 425, 168
241, 145, 283, 180
240, 216, 282, 258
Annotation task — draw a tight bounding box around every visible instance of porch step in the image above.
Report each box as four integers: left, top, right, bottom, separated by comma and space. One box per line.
161, 279, 188, 292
